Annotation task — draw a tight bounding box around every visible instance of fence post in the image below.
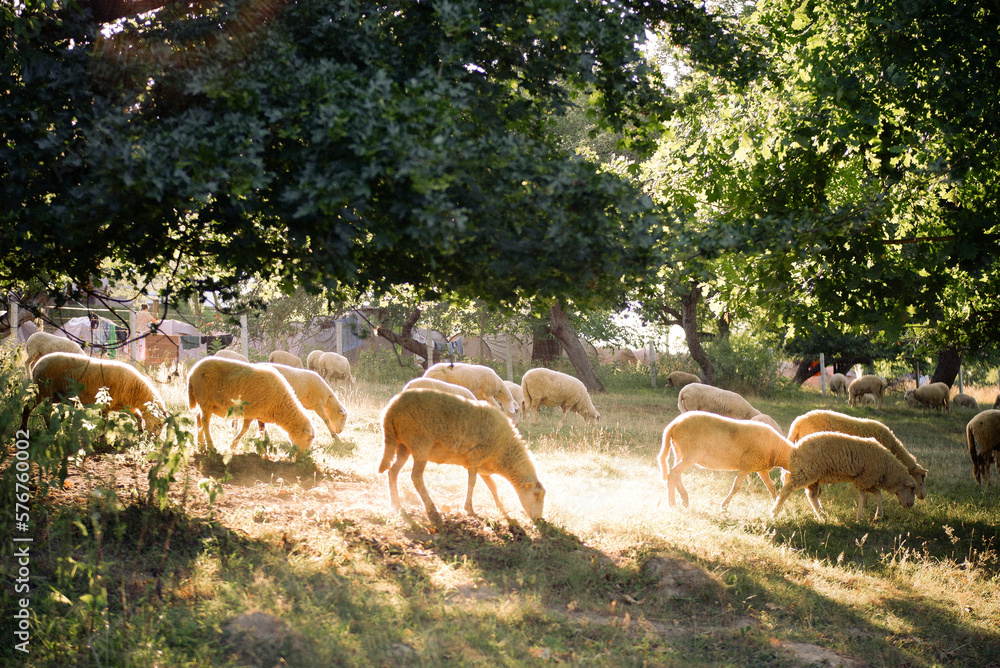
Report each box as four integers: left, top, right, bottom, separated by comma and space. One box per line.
505, 333, 514, 382
9, 294, 18, 345
958, 366, 964, 394
819, 353, 826, 395
427, 340, 434, 369
336, 321, 344, 356
649, 340, 656, 389
130, 309, 137, 362
240, 315, 249, 359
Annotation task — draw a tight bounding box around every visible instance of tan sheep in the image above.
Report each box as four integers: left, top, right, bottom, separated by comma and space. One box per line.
24, 331, 85, 375
402, 376, 478, 401
903, 382, 950, 412
521, 367, 600, 425
677, 383, 759, 421
967, 409, 1000, 486
994, 394, 1000, 410
378, 389, 545, 523
787, 409, 928, 500
658, 411, 793, 510
750, 413, 785, 437
187, 357, 314, 457
665, 371, 701, 390
505, 380, 526, 416
309, 351, 356, 386
215, 349, 249, 362
424, 362, 519, 417
847, 374, 888, 408
827, 373, 849, 398
953, 393, 979, 411
30, 353, 166, 435
268, 350, 303, 368
771, 432, 917, 521
260, 363, 348, 439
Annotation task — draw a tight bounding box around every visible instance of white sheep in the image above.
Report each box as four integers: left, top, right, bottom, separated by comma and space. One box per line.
771, 432, 917, 521
665, 371, 701, 390
378, 388, 545, 523
30, 352, 166, 435
847, 374, 888, 408
505, 380, 526, 416
658, 411, 793, 510
187, 357, 314, 457
827, 373, 848, 398
268, 350, 303, 368
402, 376, 478, 401
424, 362, 519, 417
952, 393, 979, 411
677, 383, 759, 421
23, 331, 85, 375
903, 382, 950, 412
309, 351, 356, 386
215, 349, 249, 362
967, 409, 1000, 486
520, 367, 600, 425
787, 409, 928, 500
260, 363, 348, 439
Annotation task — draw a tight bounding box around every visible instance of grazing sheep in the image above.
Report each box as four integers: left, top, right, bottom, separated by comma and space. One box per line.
521, 367, 600, 425
505, 380, 526, 419
30, 353, 166, 435
750, 413, 786, 437
424, 362, 519, 417
847, 375, 888, 409
994, 394, 1000, 410
187, 357, 314, 457
967, 410, 1000, 486
677, 383, 759, 421
309, 351, 356, 386
858, 393, 879, 407
952, 393, 978, 411
665, 371, 701, 390
903, 382, 950, 412
771, 432, 917, 521
378, 389, 545, 523
658, 411, 793, 510
24, 331, 85, 375
787, 409, 928, 500
260, 363, 347, 439
827, 373, 849, 398
268, 350, 303, 368
215, 349, 249, 362
403, 377, 478, 401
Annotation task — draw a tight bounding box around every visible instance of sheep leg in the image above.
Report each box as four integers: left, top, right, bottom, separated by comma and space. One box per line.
720, 471, 751, 510
229, 418, 254, 451
478, 473, 508, 517
198, 412, 216, 453
409, 459, 442, 524
463, 468, 480, 517
666, 470, 690, 508
770, 485, 795, 518
856, 488, 869, 522
386, 447, 410, 511
804, 485, 825, 521
757, 470, 779, 500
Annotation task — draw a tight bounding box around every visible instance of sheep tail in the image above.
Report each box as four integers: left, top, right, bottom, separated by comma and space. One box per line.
968, 422, 980, 463
659, 425, 674, 481
188, 381, 197, 411
378, 417, 397, 474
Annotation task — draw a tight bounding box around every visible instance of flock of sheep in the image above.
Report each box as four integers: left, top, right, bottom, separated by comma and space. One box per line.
17, 330, 1000, 525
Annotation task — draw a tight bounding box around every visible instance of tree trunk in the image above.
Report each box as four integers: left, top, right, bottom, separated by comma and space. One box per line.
549, 302, 604, 393
679, 282, 714, 386
790, 359, 820, 386
930, 347, 962, 387
375, 307, 443, 368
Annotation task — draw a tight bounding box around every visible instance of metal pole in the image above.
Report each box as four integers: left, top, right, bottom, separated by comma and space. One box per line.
240, 314, 249, 359
336, 321, 344, 356
649, 340, 656, 388
819, 353, 826, 395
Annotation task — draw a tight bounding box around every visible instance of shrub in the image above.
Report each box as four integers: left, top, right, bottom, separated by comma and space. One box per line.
705, 333, 784, 396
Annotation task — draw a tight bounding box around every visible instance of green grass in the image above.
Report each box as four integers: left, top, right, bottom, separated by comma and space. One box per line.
4, 372, 1000, 667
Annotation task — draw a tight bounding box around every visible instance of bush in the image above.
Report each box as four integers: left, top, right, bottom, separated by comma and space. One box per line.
705, 333, 785, 396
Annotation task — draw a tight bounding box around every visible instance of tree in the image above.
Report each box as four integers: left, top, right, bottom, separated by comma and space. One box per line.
641, 0, 1000, 381
2, 0, 745, 314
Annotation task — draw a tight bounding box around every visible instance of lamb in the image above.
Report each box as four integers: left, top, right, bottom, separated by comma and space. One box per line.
423, 362, 519, 417
30, 353, 166, 435
751, 413, 785, 436
260, 363, 348, 439
378, 389, 545, 523
23, 331, 85, 375
520, 367, 600, 425
665, 371, 701, 390
309, 351, 356, 386
658, 411, 793, 510
268, 350, 303, 368
770, 432, 917, 521
847, 374, 888, 409
787, 409, 928, 500
402, 376, 478, 401
967, 409, 1000, 486
215, 349, 249, 362
903, 382, 950, 412
187, 357, 314, 457
827, 373, 849, 398
677, 383, 760, 421
952, 393, 978, 411
504, 380, 526, 426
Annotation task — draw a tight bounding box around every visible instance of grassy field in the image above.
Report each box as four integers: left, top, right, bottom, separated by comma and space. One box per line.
4, 363, 1000, 667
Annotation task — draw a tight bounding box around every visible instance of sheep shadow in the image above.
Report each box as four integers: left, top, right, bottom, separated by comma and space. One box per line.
194, 451, 321, 486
